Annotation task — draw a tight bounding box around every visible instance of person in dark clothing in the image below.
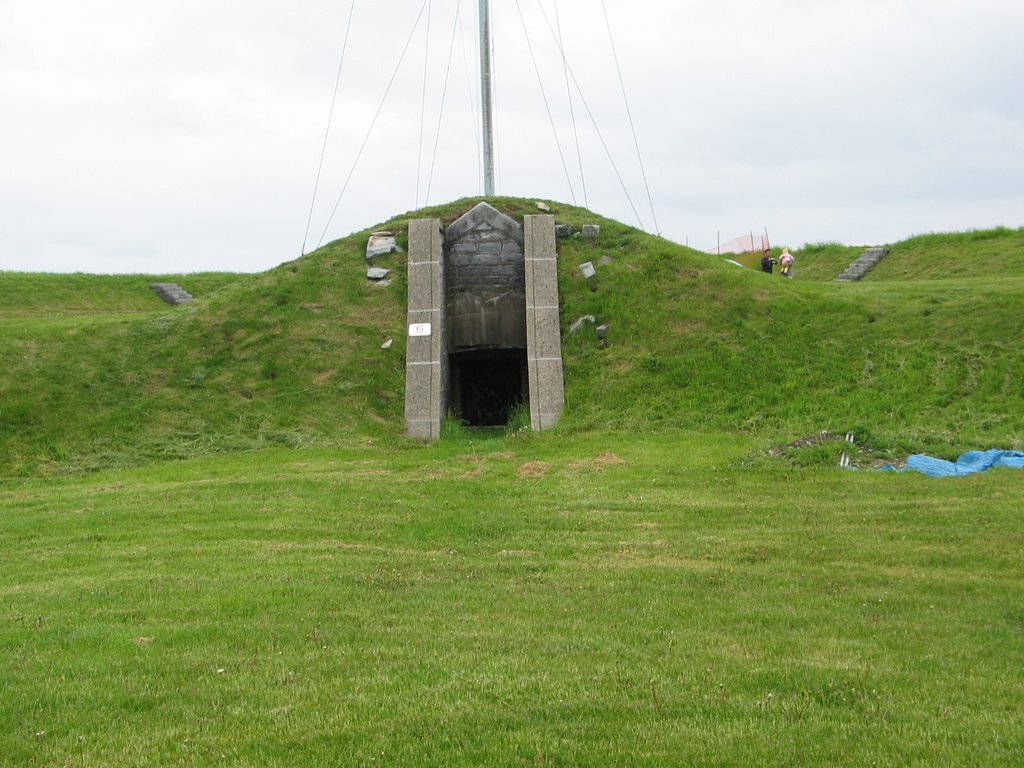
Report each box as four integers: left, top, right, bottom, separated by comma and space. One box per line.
760, 249, 778, 273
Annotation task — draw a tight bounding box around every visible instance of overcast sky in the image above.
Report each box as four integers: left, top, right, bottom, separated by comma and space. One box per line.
2, 0, 1022, 273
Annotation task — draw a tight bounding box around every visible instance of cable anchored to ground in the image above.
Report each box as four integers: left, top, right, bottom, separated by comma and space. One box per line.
301, 0, 357, 257
554, 0, 587, 209
425, 0, 464, 205
533, 0, 645, 229
601, 0, 659, 235
514, 0, 576, 206
315, 0, 431, 251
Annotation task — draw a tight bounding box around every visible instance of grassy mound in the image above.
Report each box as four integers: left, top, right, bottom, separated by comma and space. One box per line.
1, 199, 1022, 477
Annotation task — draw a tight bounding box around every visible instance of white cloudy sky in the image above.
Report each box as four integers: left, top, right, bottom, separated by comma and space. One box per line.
1, 0, 1022, 273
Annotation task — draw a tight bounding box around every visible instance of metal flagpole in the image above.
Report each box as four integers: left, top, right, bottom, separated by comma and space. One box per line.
479, 0, 495, 195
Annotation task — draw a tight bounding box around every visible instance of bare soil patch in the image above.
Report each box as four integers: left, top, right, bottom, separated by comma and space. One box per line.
518, 461, 549, 479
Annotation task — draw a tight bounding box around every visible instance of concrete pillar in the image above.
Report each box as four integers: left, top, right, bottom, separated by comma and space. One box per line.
524, 214, 565, 430
405, 219, 446, 439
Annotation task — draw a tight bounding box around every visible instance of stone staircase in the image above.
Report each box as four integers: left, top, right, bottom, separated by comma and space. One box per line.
835, 247, 890, 282
150, 283, 194, 305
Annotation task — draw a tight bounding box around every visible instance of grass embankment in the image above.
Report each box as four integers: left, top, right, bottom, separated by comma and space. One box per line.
2, 436, 1022, 766
774, 226, 1024, 282
0, 272, 244, 318
871, 227, 1024, 281
2, 203, 1023, 477
554, 221, 1023, 455
0, 253, 409, 475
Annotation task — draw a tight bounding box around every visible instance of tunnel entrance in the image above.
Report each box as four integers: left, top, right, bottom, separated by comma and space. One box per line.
450, 349, 528, 427
404, 204, 564, 439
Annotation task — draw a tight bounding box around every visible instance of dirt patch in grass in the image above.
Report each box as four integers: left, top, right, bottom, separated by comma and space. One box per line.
518, 461, 549, 479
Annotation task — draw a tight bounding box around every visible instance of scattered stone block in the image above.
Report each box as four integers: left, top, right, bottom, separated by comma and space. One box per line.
598, 255, 614, 267
366, 231, 397, 261
582, 224, 600, 242
373, 279, 391, 288
535, 201, 551, 212
555, 224, 574, 239
381, 338, 394, 350
579, 261, 596, 279
367, 267, 391, 280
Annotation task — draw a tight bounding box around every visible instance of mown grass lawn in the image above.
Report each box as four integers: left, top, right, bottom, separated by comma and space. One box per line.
2, 431, 1021, 766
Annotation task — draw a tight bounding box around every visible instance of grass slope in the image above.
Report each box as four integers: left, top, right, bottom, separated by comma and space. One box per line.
1, 200, 1022, 478
0, 272, 244, 318
784, 226, 1024, 282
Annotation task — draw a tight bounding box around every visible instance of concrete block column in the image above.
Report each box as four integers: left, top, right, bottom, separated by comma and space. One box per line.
524, 214, 565, 430
405, 219, 447, 439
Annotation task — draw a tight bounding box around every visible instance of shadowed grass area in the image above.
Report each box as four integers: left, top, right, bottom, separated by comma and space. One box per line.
1, 435, 1022, 766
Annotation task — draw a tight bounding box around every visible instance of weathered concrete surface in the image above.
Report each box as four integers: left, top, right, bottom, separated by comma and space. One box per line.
524, 214, 565, 431
445, 202, 524, 246
445, 202, 527, 352
404, 219, 446, 439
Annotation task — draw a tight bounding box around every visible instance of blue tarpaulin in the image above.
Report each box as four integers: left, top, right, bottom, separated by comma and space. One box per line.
898, 450, 1024, 477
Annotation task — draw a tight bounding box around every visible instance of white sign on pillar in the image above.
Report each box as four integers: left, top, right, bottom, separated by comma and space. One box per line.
409, 323, 432, 337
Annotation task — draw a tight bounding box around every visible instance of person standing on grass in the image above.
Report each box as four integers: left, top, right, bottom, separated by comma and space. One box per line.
780, 248, 794, 278
761, 249, 777, 273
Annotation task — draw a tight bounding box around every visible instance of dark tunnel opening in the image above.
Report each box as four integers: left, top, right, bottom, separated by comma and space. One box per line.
450, 349, 528, 427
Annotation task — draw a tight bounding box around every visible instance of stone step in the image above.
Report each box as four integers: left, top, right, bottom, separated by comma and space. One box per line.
835, 247, 890, 282
151, 283, 194, 305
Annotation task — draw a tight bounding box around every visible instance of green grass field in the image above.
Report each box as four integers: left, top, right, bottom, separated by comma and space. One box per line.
2, 436, 1022, 766
1, 199, 1022, 765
